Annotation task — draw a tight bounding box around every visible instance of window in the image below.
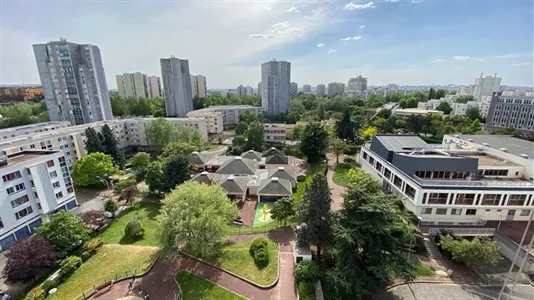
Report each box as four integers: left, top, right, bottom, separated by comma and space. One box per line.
52, 181, 61, 189
0, 217, 3, 229
508, 194, 527, 206
428, 193, 448, 205
11, 195, 29, 208
405, 184, 416, 199
49, 171, 58, 178
6, 183, 25, 195
46, 160, 55, 167
466, 209, 477, 215
59, 156, 66, 163
55, 191, 63, 199
520, 210, 531, 217
436, 208, 448, 215
393, 175, 403, 188
421, 208, 432, 215
483, 169, 509, 176
67, 186, 74, 193
456, 193, 475, 205
482, 194, 502, 206
2, 171, 22, 182
383, 168, 392, 180
15, 206, 33, 220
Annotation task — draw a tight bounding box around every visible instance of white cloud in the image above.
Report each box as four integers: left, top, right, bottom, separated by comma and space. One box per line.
359, 25, 366, 29
264, 4, 271, 11
343, 2, 375, 11
453, 56, 470, 61
340, 36, 362, 41
386, 0, 401, 2
328, 49, 338, 54
434, 59, 443, 62
249, 34, 276, 39
477, 58, 487, 62
286, 7, 300, 14
268, 21, 303, 36
512, 62, 531, 67
316, 43, 325, 48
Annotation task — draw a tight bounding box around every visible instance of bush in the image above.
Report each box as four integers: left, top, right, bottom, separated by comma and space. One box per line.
114, 177, 137, 193
298, 282, 316, 300
135, 171, 146, 183
3, 236, 56, 282
83, 238, 103, 254
249, 237, 269, 255
104, 200, 118, 214
41, 279, 58, 293
343, 156, 355, 164
343, 144, 360, 155
294, 261, 321, 284
124, 220, 145, 240
25, 286, 46, 300
58, 256, 82, 281
81, 251, 92, 262
253, 248, 269, 267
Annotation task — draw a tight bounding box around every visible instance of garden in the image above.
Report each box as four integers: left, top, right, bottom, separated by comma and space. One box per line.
175, 271, 245, 300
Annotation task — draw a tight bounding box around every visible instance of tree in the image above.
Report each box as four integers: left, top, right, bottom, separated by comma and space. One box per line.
428, 87, 436, 100
36, 211, 91, 256
436, 101, 453, 114
105, 200, 118, 215
346, 169, 382, 194
270, 197, 296, 225
176, 127, 208, 151
494, 127, 523, 137
160, 141, 197, 161
361, 126, 377, 141
335, 110, 355, 142
235, 122, 248, 135
435, 89, 447, 99
440, 235, 500, 270
317, 104, 326, 120
100, 124, 126, 167
157, 181, 238, 257
291, 125, 304, 141
145, 118, 177, 150
330, 138, 348, 164
466, 107, 481, 120
300, 174, 333, 260
72, 152, 120, 187
300, 123, 329, 163
146, 160, 164, 192
406, 115, 424, 134
84, 127, 104, 154
376, 109, 392, 119
246, 121, 265, 151
162, 155, 190, 192
129, 152, 151, 174
456, 95, 474, 103
2, 236, 56, 282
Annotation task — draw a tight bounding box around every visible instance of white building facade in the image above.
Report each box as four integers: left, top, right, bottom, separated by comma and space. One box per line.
188, 105, 263, 128
186, 111, 223, 134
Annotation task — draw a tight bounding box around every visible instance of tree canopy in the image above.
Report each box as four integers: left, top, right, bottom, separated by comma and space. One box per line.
440, 235, 500, 270
72, 152, 121, 187
436, 101, 453, 114
162, 155, 190, 192
145, 118, 177, 149
270, 197, 296, 225
36, 211, 91, 256
146, 160, 164, 192
129, 152, 151, 174
300, 123, 329, 163
101, 124, 126, 167
84, 127, 104, 154
2, 236, 56, 282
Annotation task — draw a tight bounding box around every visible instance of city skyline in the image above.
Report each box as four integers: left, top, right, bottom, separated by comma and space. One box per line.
1, 1, 532, 88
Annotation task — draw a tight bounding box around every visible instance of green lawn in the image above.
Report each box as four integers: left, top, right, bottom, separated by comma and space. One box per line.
205, 144, 221, 151
253, 202, 274, 228
293, 163, 327, 202
48, 245, 159, 300
227, 219, 298, 234
332, 163, 353, 186
410, 261, 436, 276
176, 271, 245, 300
98, 202, 161, 246
203, 239, 279, 286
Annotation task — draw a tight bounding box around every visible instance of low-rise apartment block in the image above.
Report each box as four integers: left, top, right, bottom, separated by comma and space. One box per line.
264, 123, 287, 143
188, 105, 263, 128
359, 134, 533, 228
486, 92, 534, 133
186, 110, 223, 134
0, 151, 77, 251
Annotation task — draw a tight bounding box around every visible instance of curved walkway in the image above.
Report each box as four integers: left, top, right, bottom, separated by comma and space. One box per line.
326, 153, 346, 211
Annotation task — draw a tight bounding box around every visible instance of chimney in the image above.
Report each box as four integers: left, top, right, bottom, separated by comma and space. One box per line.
201, 171, 208, 175
499, 148, 508, 153
235, 156, 242, 160
520, 154, 529, 159
272, 177, 279, 182
278, 167, 284, 171
228, 175, 235, 181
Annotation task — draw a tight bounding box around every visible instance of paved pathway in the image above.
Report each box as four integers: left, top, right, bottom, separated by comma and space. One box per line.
326, 153, 345, 211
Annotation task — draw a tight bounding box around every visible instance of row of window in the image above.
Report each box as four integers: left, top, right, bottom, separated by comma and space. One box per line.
11, 195, 29, 208
6, 183, 25, 195
422, 207, 531, 217
2, 171, 21, 183
478, 169, 509, 176
422, 192, 530, 206
15, 206, 33, 220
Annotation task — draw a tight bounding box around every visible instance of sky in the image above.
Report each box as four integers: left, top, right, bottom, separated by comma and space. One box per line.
1, 0, 533, 89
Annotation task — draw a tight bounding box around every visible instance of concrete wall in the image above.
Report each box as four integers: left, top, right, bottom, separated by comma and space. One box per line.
493, 231, 534, 274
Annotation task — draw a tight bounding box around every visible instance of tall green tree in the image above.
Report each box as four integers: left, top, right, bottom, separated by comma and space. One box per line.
246, 121, 265, 152
36, 211, 91, 256
330, 138, 348, 164
300, 123, 329, 163
317, 104, 325, 121
101, 124, 126, 167
234, 122, 248, 135
146, 160, 164, 192
84, 127, 104, 154
406, 115, 424, 134
146, 118, 177, 150
428, 87, 436, 100
300, 174, 333, 260
466, 107, 481, 120
435, 89, 447, 99
436, 101, 453, 114
129, 152, 151, 174
456, 95, 474, 103
335, 110, 356, 142
440, 235, 500, 270
162, 155, 190, 192
176, 127, 208, 151
160, 141, 197, 161
72, 152, 121, 187
157, 181, 238, 257
270, 197, 296, 225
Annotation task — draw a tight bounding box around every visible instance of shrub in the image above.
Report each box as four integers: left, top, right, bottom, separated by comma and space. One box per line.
3, 236, 56, 282
83, 238, 103, 254
249, 237, 269, 256
41, 279, 58, 293
114, 177, 137, 193
298, 282, 316, 300
81, 251, 92, 262
294, 261, 321, 284
58, 256, 82, 281
25, 286, 46, 300
253, 248, 269, 267
343, 144, 360, 155
124, 220, 145, 240
104, 199, 118, 214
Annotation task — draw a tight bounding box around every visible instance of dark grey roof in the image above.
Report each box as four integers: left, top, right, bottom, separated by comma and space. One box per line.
265, 153, 289, 165
189, 151, 213, 165
241, 150, 262, 161
266, 167, 296, 182
258, 177, 292, 196
219, 175, 249, 195
454, 135, 534, 158
374, 134, 429, 152
191, 172, 221, 184
216, 156, 258, 175
262, 147, 284, 157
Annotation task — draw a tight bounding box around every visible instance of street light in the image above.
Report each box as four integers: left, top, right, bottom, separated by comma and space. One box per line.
97, 176, 112, 199
407, 216, 423, 261
48, 288, 57, 300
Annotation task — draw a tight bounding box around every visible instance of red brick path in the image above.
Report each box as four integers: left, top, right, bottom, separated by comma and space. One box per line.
326, 153, 346, 211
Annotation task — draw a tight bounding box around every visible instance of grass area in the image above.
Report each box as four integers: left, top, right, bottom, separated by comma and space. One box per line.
205, 144, 221, 151
98, 202, 161, 246
175, 271, 245, 300
332, 163, 353, 186
253, 202, 274, 228
410, 261, 436, 276
227, 219, 299, 234
48, 245, 159, 300
203, 239, 279, 286
297, 282, 316, 300
293, 163, 327, 202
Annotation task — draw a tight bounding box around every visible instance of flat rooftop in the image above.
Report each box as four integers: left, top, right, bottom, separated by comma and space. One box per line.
464, 154, 521, 167
455, 135, 534, 158
0, 151, 56, 170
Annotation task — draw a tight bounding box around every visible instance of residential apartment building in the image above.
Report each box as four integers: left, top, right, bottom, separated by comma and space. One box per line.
264, 123, 287, 143
245, 86, 254, 96
302, 84, 311, 94
486, 92, 534, 133
0, 118, 208, 169
115, 72, 148, 98
146, 75, 162, 98
316, 84, 326, 97
0, 86, 44, 101
345, 75, 367, 95
191, 74, 207, 98
452, 101, 491, 118
457, 73, 501, 100
290, 82, 298, 98
160, 56, 193, 117
187, 105, 263, 128
327, 82, 345, 97
33, 39, 113, 125
359, 135, 533, 228
0, 151, 78, 251
0, 122, 70, 141
261, 59, 291, 114
236, 85, 247, 97
186, 110, 223, 134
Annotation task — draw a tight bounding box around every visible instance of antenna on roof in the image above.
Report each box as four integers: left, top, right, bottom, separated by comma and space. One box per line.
59, 37, 67, 42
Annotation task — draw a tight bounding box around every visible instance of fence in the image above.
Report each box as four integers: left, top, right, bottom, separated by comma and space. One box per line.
428, 227, 496, 236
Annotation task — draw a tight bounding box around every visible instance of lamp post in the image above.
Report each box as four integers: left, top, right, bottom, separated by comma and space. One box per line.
407, 216, 423, 261
97, 176, 111, 199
